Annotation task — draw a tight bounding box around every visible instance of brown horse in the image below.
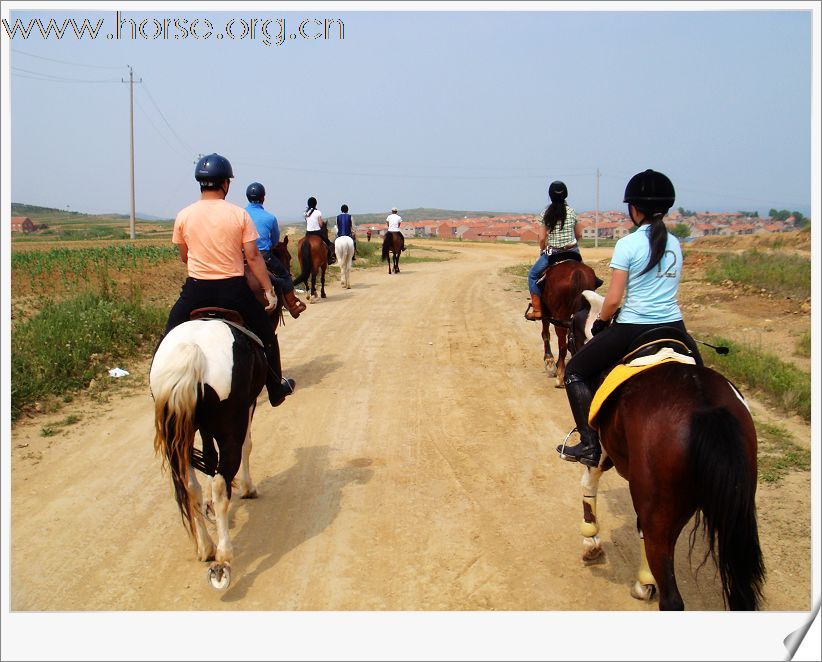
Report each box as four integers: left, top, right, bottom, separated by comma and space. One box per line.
535, 258, 602, 388
293, 235, 328, 301
563, 290, 764, 610
382, 231, 404, 274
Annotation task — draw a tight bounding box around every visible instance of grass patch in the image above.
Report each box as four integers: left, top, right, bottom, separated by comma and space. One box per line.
703, 336, 810, 422
755, 420, 811, 483
503, 263, 530, 280
11, 289, 166, 421
705, 250, 810, 299
40, 414, 82, 438
795, 332, 811, 358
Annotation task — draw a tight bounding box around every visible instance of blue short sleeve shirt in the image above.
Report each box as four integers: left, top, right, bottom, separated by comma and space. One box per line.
245, 203, 280, 252
610, 225, 683, 324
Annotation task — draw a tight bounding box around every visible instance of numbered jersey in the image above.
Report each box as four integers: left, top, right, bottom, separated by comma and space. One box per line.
610, 224, 683, 324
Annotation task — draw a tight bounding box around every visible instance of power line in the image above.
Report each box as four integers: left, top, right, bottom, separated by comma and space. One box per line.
11, 66, 119, 83
135, 97, 190, 158
141, 82, 196, 156
11, 47, 124, 70
232, 159, 594, 180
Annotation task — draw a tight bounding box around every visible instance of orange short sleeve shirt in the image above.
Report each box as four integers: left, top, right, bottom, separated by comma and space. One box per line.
172, 199, 259, 279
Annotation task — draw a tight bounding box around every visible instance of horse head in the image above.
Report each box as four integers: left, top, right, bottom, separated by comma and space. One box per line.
273, 237, 292, 273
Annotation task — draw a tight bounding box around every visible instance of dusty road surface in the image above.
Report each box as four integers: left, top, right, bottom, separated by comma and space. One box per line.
10, 241, 810, 613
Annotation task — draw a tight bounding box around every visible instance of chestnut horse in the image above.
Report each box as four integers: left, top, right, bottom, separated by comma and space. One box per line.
534, 257, 602, 387
382, 231, 404, 274
563, 290, 764, 610
293, 235, 328, 301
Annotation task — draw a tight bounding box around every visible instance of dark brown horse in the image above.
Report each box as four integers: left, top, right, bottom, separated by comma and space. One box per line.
271, 236, 292, 274
293, 235, 328, 301
535, 258, 602, 387
564, 290, 764, 610
382, 231, 404, 274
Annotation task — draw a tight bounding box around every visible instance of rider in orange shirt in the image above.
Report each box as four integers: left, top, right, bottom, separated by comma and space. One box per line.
164, 153, 295, 407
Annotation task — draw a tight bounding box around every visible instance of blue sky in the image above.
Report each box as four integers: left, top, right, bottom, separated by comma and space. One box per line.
3, 5, 817, 221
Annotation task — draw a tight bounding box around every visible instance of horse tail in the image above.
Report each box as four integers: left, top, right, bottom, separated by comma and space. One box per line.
689, 406, 765, 610
294, 237, 312, 287
381, 234, 389, 261
152, 341, 206, 537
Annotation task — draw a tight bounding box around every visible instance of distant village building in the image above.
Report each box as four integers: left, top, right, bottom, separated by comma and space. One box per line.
11, 216, 36, 233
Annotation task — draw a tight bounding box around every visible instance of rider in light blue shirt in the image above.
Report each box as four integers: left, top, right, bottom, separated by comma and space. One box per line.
556, 170, 702, 468
609, 223, 683, 324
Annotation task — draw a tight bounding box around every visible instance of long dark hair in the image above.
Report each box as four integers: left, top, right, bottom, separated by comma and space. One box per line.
542, 202, 567, 234
638, 211, 670, 276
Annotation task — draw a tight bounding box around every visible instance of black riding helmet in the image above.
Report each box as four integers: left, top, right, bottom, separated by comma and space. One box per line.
195, 153, 234, 189
623, 169, 675, 213
246, 182, 265, 202
548, 180, 568, 203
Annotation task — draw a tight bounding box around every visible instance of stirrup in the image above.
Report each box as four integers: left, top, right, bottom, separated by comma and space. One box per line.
524, 302, 542, 321
556, 428, 601, 467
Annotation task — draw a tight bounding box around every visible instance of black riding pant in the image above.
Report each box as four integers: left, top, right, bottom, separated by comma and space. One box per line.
165, 276, 277, 360
565, 319, 703, 387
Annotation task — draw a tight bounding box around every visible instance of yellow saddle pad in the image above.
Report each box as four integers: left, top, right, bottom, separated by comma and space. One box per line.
588, 349, 696, 429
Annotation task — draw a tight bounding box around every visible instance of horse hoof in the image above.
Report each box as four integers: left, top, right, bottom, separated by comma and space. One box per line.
554, 379, 565, 389
321, 293, 327, 298
544, 363, 557, 378
207, 562, 231, 591
240, 488, 258, 499
630, 581, 657, 602
582, 547, 605, 565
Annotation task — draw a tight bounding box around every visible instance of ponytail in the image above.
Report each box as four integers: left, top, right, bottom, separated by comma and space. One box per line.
638, 212, 669, 276
305, 196, 317, 220
542, 202, 567, 234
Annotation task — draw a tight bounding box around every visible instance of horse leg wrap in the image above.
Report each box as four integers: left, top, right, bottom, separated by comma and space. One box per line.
580, 495, 599, 538
637, 531, 657, 587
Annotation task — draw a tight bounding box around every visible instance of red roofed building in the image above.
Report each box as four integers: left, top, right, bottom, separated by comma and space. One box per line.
11, 216, 36, 233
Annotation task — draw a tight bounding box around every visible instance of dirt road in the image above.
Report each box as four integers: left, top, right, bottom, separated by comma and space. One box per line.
9, 242, 810, 612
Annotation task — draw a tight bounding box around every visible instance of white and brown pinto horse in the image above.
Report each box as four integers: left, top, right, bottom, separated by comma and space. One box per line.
149, 317, 267, 591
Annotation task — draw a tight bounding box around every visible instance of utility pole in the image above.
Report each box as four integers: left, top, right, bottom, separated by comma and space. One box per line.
122, 66, 141, 240
595, 168, 600, 248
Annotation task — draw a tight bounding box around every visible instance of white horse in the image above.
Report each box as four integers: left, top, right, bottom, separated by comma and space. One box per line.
334, 236, 355, 289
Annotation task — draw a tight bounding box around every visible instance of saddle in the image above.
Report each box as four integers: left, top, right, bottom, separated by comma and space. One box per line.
188, 308, 265, 348
535, 250, 583, 288
588, 327, 696, 429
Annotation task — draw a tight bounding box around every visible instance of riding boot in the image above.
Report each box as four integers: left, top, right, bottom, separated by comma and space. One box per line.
328, 246, 337, 264
525, 293, 543, 321
282, 289, 307, 319
557, 378, 601, 467
265, 339, 295, 407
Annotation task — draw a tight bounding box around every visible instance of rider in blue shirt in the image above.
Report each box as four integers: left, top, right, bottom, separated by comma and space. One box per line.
336, 204, 357, 260
245, 182, 306, 318
557, 170, 702, 467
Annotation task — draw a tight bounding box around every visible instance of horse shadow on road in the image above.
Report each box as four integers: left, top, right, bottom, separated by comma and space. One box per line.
283, 354, 343, 390
220, 445, 374, 604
